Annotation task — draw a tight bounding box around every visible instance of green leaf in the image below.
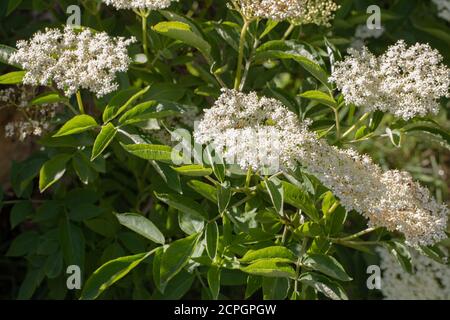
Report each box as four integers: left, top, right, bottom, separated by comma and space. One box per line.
119, 101, 183, 125
6, 231, 38, 257
172, 165, 212, 177
53, 115, 98, 137
69, 204, 104, 222
156, 270, 194, 299
302, 253, 352, 281
265, 177, 284, 216
241, 259, 296, 278
152, 247, 163, 291
281, 181, 319, 222
115, 213, 165, 244
160, 233, 200, 290
39, 154, 72, 192
241, 246, 297, 264
72, 152, 97, 185
155, 192, 208, 220
0, 71, 25, 84
121, 143, 182, 163
298, 272, 348, 300
245, 275, 262, 299
7, 0, 23, 15
296, 221, 322, 237
324, 206, 347, 236
103, 86, 149, 123
217, 183, 231, 214
384, 241, 412, 274
179, 210, 204, 235
256, 42, 330, 88
10, 201, 33, 229
187, 180, 217, 203
300, 90, 337, 108
81, 251, 153, 300
91, 123, 117, 161
0, 44, 19, 67
204, 145, 225, 182
207, 266, 221, 300
206, 221, 219, 259
152, 21, 211, 59
59, 219, 85, 267
262, 277, 290, 300
31, 92, 66, 106
151, 161, 182, 194
17, 267, 45, 300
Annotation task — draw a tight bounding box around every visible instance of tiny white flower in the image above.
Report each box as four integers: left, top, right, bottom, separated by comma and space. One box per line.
236, 0, 339, 26
9, 26, 136, 98
102, 0, 177, 10
330, 40, 450, 120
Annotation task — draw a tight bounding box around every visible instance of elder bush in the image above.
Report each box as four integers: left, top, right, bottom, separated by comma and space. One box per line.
0, 0, 449, 300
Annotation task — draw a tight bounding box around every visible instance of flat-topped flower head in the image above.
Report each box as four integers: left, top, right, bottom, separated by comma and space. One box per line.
9, 26, 136, 97
194, 89, 315, 172
235, 0, 338, 26
102, 0, 177, 10
378, 247, 450, 300
1, 86, 61, 141
330, 40, 450, 120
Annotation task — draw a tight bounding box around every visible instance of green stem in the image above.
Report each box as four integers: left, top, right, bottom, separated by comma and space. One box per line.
245, 167, 252, 189
232, 193, 256, 208
141, 10, 149, 56
281, 225, 289, 244
76, 91, 85, 114
282, 24, 295, 40
342, 112, 371, 139
337, 227, 379, 241
333, 108, 341, 140
234, 19, 251, 90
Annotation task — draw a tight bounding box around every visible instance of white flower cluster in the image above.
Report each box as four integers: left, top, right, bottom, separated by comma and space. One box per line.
236, 0, 339, 26
301, 143, 448, 246
194, 90, 448, 246
9, 26, 136, 97
194, 89, 315, 172
102, 0, 177, 10
377, 247, 450, 300
330, 40, 450, 120
1, 86, 60, 141
432, 0, 450, 23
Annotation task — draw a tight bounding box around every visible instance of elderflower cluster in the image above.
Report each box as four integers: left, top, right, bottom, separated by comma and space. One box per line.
432, 0, 450, 23
194, 90, 448, 246
9, 26, 136, 98
102, 0, 177, 10
1, 86, 60, 141
235, 0, 339, 26
330, 40, 450, 120
194, 89, 315, 172
377, 247, 450, 300
300, 143, 448, 246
